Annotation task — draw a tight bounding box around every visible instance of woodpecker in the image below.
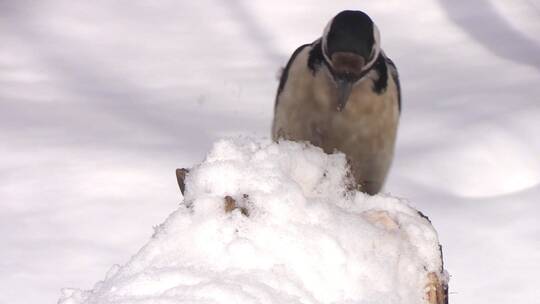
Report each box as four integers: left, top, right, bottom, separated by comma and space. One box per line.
272, 10, 401, 195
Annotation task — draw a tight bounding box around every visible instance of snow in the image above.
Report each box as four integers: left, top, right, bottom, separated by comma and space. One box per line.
58, 139, 444, 304
1, 1, 539, 303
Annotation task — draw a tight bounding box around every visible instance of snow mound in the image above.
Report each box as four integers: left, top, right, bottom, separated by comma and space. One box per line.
59, 138, 445, 304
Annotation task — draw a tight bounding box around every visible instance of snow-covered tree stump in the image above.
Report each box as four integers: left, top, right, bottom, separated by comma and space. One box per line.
61, 139, 449, 304
174, 140, 448, 304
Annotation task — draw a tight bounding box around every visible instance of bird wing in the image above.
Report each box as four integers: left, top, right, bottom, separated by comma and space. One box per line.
274, 43, 312, 111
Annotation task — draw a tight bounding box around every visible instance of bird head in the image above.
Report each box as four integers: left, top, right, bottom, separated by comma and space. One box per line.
322, 10, 381, 111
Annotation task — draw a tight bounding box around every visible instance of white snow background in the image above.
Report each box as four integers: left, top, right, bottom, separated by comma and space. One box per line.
1, 0, 539, 303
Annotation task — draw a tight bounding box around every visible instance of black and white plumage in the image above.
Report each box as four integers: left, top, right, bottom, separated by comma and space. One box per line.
272, 10, 401, 195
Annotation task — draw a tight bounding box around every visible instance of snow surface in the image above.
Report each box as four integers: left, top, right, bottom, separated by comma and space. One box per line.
1, 1, 539, 303
58, 139, 444, 304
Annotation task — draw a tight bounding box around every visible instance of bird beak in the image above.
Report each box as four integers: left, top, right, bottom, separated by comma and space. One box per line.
330, 52, 364, 111
336, 78, 353, 112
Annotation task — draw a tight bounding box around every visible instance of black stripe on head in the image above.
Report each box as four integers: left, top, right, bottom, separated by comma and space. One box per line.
373, 53, 402, 113
372, 53, 388, 95
307, 39, 324, 74
324, 11, 375, 60
385, 56, 401, 112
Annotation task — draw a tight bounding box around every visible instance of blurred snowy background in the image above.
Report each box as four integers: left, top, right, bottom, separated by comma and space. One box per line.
1, 0, 539, 303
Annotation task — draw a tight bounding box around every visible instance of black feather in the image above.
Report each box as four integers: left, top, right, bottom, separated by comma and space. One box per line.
307, 40, 324, 74
385, 56, 401, 112
371, 54, 388, 95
